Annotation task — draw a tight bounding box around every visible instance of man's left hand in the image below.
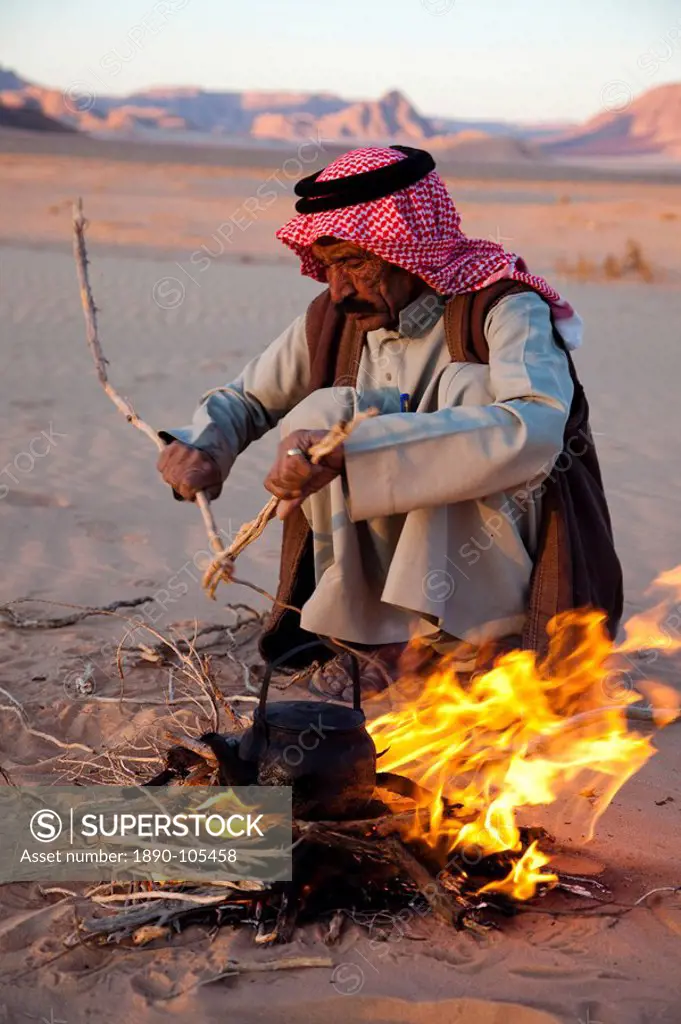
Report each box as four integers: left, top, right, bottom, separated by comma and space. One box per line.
264, 429, 344, 519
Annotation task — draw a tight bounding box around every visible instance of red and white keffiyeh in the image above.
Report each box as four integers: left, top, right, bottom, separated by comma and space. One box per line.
277, 146, 582, 350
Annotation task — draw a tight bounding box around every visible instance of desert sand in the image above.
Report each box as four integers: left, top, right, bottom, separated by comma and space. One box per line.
1, 136, 681, 1024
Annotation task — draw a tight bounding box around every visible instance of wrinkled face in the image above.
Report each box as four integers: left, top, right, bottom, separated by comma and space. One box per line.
310, 237, 427, 332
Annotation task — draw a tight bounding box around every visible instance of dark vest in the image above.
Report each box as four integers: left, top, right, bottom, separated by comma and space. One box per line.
258, 281, 623, 668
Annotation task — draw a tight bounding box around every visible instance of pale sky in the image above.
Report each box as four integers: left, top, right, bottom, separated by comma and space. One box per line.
1, 0, 680, 122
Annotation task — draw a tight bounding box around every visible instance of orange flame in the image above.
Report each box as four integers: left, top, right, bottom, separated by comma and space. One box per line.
368, 568, 681, 901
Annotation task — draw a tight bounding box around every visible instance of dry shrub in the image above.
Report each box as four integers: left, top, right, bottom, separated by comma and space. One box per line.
618, 238, 654, 282
602, 254, 621, 280
557, 238, 655, 284
556, 254, 597, 281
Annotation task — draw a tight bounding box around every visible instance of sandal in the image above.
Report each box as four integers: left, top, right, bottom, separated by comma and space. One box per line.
308, 644, 405, 703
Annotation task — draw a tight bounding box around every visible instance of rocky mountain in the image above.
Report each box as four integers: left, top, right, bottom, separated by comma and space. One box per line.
544, 83, 681, 159
251, 89, 435, 141
1, 67, 679, 162
0, 68, 483, 144
0, 71, 435, 141
0, 68, 27, 91
108, 87, 348, 134
311, 89, 434, 141
0, 96, 75, 133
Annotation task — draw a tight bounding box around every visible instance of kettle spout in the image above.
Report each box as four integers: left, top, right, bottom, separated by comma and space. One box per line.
200, 732, 258, 786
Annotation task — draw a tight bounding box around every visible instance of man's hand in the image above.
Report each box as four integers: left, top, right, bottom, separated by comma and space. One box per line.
157, 440, 223, 502
264, 429, 344, 519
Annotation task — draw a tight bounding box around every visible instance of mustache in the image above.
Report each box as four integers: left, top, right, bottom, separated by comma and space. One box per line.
335, 299, 380, 315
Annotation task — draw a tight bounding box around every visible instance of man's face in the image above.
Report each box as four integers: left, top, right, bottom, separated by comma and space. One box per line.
310, 237, 427, 332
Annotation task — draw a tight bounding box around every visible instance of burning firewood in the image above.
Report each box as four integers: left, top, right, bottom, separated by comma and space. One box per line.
110, 729, 556, 943
79, 583, 680, 949
32, 483, 672, 952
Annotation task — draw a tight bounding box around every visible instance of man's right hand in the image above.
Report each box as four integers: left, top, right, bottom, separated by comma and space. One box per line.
157, 441, 223, 502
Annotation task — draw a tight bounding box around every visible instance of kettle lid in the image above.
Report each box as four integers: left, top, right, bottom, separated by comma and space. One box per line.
259, 700, 366, 733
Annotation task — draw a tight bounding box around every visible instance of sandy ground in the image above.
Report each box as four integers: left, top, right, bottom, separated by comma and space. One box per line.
1, 140, 681, 1024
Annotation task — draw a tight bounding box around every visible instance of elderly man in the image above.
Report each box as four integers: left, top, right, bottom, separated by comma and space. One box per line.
158, 146, 622, 699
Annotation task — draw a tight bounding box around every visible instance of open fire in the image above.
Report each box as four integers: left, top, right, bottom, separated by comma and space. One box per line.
368, 567, 681, 902
85, 567, 681, 946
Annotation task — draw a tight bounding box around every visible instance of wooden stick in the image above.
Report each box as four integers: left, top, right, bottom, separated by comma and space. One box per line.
202, 496, 280, 598
293, 823, 468, 925
219, 955, 333, 973
0, 596, 154, 629
72, 199, 226, 557
162, 732, 218, 763
323, 909, 345, 945
305, 410, 377, 464
383, 837, 458, 926
0, 690, 97, 755
254, 884, 298, 945
165, 955, 334, 999
202, 408, 378, 597
92, 890, 233, 906
82, 896, 251, 940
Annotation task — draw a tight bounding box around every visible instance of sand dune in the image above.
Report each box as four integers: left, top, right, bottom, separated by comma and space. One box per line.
3, 67, 681, 160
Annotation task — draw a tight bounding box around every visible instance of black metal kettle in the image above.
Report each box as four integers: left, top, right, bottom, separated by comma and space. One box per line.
237, 644, 377, 820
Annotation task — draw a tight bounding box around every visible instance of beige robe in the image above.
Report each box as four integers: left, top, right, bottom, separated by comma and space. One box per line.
169, 290, 574, 647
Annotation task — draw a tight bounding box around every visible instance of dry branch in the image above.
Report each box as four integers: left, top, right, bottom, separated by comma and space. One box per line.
0, 596, 154, 629
225, 954, 333, 972
114, 615, 230, 732
92, 890, 244, 906
165, 954, 334, 999
0, 598, 255, 784
383, 837, 458, 926
82, 898, 232, 939
163, 732, 218, 763
0, 687, 97, 755
72, 198, 225, 556
201, 408, 378, 597
305, 411, 377, 463
323, 909, 345, 945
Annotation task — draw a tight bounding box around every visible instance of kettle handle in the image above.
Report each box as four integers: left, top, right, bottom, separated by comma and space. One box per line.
258, 639, 362, 714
